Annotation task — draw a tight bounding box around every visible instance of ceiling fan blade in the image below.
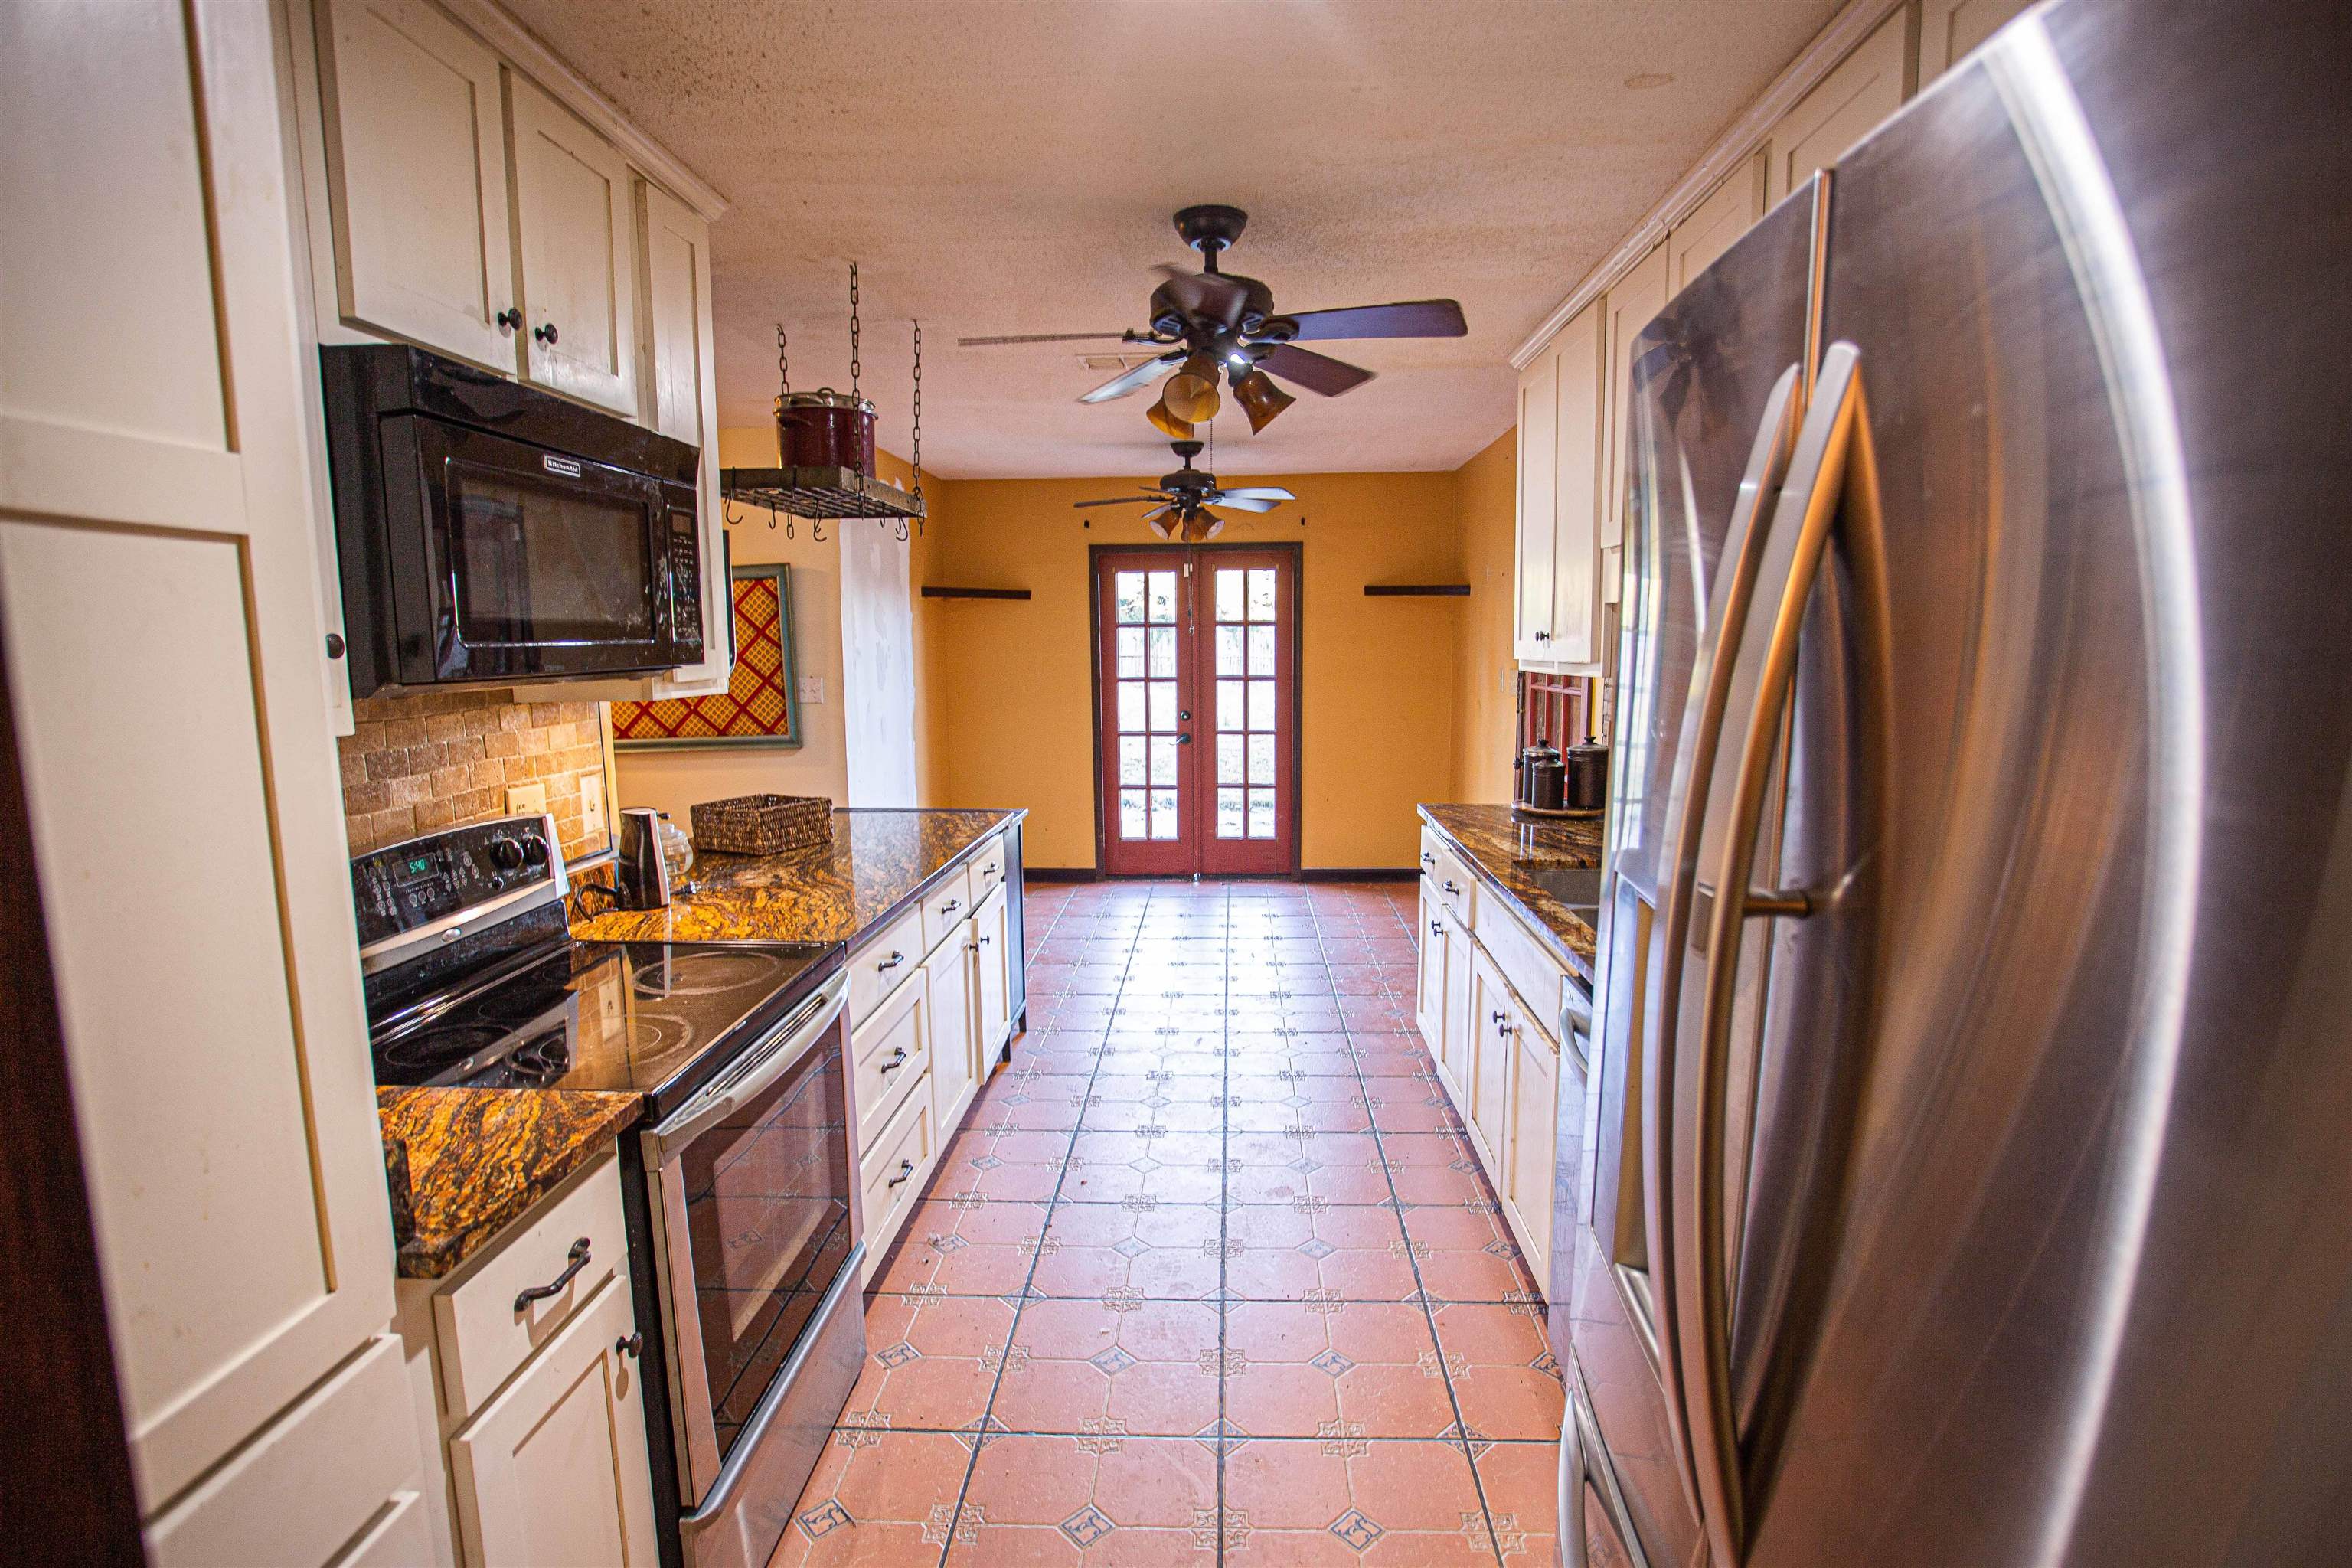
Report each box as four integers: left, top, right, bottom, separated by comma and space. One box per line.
1073, 495, 1168, 508
1205, 494, 1280, 513
1079, 352, 1184, 404
1254, 343, 1376, 397
958, 331, 1142, 347
1274, 299, 1468, 341
1153, 264, 1250, 329
1214, 486, 1295, 502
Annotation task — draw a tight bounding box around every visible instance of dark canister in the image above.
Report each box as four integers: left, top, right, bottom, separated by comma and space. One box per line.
1566, 734, 1610, 812
1515, 744, 1566, 812
776, 387, 877, 475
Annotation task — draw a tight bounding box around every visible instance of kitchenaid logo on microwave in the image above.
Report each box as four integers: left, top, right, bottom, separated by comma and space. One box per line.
541, 453, 583, 478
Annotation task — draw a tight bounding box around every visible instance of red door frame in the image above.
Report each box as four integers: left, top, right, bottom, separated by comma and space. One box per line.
1090, 542, 1302, 877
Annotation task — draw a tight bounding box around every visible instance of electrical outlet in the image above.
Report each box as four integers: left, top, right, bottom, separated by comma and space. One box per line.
505, 782, 548, 817
797, 675, 825, 704
580, 771, 605, 841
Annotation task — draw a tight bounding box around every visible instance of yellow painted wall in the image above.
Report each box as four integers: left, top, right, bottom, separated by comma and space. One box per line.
919, 469, 1465, 871
1452, 429, 1521, 803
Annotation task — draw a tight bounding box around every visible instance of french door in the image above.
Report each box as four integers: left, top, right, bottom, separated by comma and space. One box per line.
1093, 545, 1299, 876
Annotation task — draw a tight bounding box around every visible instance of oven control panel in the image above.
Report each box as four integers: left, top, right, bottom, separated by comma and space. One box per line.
351, 814, 561, 952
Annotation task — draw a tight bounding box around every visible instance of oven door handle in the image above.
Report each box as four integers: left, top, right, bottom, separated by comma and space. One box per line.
642, 970, 849, 1162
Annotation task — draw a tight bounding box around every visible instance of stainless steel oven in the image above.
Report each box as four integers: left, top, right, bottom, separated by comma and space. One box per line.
639, 969, 863, 1568
322, 343, 705, 695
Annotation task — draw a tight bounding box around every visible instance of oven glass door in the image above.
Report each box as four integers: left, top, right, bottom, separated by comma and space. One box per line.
410, 419, 672, 679
670, 1018, 854, 1469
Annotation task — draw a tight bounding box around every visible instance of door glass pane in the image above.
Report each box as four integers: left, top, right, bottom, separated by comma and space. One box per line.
1148, 626, 1177, 678
1217, 733, 1245, 786
1217, 678, 1244, 732
1247, 567, 1276, 621
1116, 626, 1145, 678
1119, 735, 1147, 785
1217, 788, 1245, 838
1248, 733, 1276, 786
1149, 681, 1178, 732
1248, 788, 1276, 838
1118, 681, 1145, 733
1148, 570, 1177, 623
1247, 623, 1276, 676
1150, 789, 1178, 838
1150, 736, 1177, 786
1115, 572, 1145, 625
1248, 678, 1276, 730
1120, 789, 1147, 838
1215, 567, 1245, 622
1216, 625, 1245, 677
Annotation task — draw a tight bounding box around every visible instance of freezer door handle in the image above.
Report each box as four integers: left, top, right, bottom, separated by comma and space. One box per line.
1675, 338, 1877, 1568
1641, 358, 1805, 1524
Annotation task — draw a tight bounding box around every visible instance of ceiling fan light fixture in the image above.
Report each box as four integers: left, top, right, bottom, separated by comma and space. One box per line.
1146, 393, 1195, 441
1161, 351, 1224, 424
1231, 368, 1295, 433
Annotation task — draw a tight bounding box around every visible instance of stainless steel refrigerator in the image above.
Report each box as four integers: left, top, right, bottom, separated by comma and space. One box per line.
1559, 1, 2352, 1563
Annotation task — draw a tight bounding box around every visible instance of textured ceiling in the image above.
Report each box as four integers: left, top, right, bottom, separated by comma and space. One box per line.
500, 0, 1839, 479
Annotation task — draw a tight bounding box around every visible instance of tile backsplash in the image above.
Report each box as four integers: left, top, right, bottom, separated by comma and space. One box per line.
338, 689, 609, 861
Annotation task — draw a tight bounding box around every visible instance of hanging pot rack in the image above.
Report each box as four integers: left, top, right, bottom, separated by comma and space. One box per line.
722, 261, 927, 528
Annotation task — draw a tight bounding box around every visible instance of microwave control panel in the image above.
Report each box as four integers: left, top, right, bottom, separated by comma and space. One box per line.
668, 506, 703, 652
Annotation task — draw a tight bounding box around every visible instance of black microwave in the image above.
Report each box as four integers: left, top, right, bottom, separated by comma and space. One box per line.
322, 345, 704, 696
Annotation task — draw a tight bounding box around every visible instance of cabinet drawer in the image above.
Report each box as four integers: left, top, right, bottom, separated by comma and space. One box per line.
861, 1086, 936, 1272
852, 965, 930, 1148
920, 866, 974, 958
433, 1151, 626, 1419
968, 833, 1008, 900
1476, 897, 1567, 1043
1417, 825, 1442, 880
1432, 843, 1477, 927
849, 903, 926, 1024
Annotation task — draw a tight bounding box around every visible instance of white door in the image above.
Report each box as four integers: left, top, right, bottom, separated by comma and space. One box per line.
635, 180, 709, 447
1546, 298, 1606, 669
449, 1277, 659, 1568
1466, 951, 1514, 1173
1600, 243, 1670, 560
1766, 8, 1909, 204
1505, 1022, 1559, 1280
1918, 0, 2034, 80
1439, 910, 1475, 1100
509, 74, 640, 417
317, 0, 518, 369
927, 926, 978, 1130
1415, 881, 1448, 1051
1668, 153, 1766, 299
1512, 342, 1560, 662
2, 0, 397, 1514
973, 883, 1013, 1060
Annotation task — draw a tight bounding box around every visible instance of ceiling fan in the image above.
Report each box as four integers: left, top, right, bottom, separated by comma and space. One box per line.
1072, 440, 1293, 542
959, 204, 1467, 436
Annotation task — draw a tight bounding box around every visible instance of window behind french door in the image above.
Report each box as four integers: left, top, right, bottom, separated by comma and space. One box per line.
1093, 544, 1299, 877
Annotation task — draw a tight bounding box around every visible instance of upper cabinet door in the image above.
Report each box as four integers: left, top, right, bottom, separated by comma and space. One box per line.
1917, 0, 2034, 81
3, 0, 396, 1514
1766, 8, 1909, 204
318, 0, 517, 370
508, 74, 639, 417
1513, 342, 1560, 662
1547, 299, 1606, 668
1668, 153, 1766, 301
1600, 244, 1669, 557
635, 180, 710, 447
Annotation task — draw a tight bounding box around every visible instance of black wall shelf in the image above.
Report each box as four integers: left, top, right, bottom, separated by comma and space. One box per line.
1364, 584, 1471, 597
920, 586, 1032, 601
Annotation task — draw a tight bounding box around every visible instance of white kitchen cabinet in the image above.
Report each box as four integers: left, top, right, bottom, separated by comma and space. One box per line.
316, 0, 518, 370
635, 179, 710, 446
1415, 881, 1450, 1054
1766, 8, 1910, 204
1505, 1021, 1559, 1283
1466, 949, 1515, 1174
927, 929, 980, 1132
1514, 299, 1606, 671
1438, 905, 1475, 1099
448, 1276, 660, 1568
973, 881, 1014, 1061
1600, 243, 1669, 563
1919, 0, 2034, 80
508, 72, 640, 417
2, 0, 406, 1526
1668, 153, 1766, 300
1512, 341, 1560, 663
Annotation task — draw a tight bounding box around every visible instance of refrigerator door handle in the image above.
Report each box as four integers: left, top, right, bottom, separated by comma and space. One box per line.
1674, 339, 1877, 1568
1642, 361, 1805, 1516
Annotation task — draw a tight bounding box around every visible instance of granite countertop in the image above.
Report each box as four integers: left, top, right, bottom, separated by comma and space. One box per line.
570, 806, 1024, 947
1419, 802, 1606, 978
379, 1086, 640, 1279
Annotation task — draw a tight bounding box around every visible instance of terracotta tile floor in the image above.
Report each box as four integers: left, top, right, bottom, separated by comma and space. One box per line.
773, 878, 1563, 1567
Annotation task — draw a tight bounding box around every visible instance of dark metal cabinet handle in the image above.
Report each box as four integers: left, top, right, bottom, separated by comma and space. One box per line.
324, 632, 345, 659
886, 1158, 916, 1189
1421, 851, 1436, 867
1430, 920, 1443, 936
496, 307, 522, 332
1491, 1009, 1508, 1025
942, 899, 962, 914
978, 934, 992, 946
880, 1047, 910, 1074
1177, 733, 1193, 745
514, 1237, 590, 1312
1534, 629, 1552, 642
533, 322, 560, 345
1442, 880, 1462, 895
877, 950, 906, 972
616, 1331, 643, 1360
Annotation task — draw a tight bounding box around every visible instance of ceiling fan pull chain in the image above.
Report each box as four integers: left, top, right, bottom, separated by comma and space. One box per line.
848, 261, 861, 401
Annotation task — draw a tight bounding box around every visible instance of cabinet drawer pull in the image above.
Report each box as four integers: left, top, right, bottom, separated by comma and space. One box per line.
978, 934, 992, 947
1534, 629, 1552, 642
1430, 920, 1443, 936
886, 1158, 916, 1189
941, 899, 962, 914
514, 1237, 591, 1312
496, 307, 522, 332
1420, 851, 1435, 867
533, 321, 560, 345
616, 1332, 644, 1360
1442, 880, 1461, 896
877, 949, 906, 972
880, 1047, 910, 1075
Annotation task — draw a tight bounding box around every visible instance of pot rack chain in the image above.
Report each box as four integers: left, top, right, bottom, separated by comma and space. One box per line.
903, 318, 923, 540
848, 262, 861, 401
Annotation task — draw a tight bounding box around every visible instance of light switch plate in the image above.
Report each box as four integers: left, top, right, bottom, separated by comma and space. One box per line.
797, 675, 825, 704
505, 782, 548, 817
580, 771, 605, 841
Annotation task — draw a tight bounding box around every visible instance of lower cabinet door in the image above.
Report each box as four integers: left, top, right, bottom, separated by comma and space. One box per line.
1505, 1023, 1559, 1282
1415, 881, 1448, 1052
927, 929, 978, 1130
973, 884, 1013, 1058
449, 1276, 658, 1568
1466, 950, 1514, 1171
1438, 911, 1475, 1100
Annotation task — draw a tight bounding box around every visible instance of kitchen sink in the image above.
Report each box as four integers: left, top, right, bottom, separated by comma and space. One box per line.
1519, 863, 1602, 916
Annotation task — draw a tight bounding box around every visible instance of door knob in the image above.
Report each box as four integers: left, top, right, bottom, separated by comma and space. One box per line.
496, 307, 522, 332
534, 322, 560, 345
615, 1331, 644, 1360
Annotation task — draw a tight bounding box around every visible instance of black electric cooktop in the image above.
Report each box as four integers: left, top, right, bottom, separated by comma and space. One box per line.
368, 936, 840, 1119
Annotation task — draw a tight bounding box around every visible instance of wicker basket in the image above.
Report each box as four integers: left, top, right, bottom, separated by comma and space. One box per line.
689, 794, 834, 857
